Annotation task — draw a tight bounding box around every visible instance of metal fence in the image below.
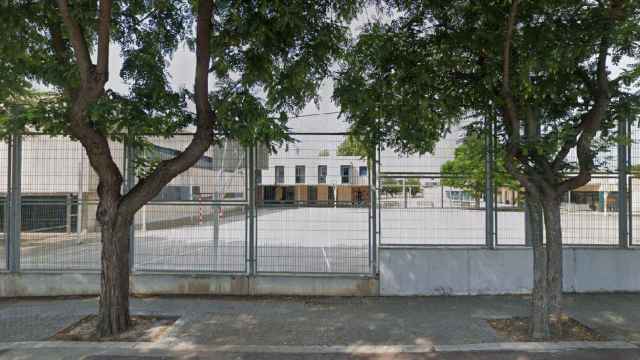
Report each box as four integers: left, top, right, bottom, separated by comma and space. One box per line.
132, 136, 247, 273
377, 120, 633, 248
378, 175, 486, 246
255, 133, 370, 274
0, 123, 636, 275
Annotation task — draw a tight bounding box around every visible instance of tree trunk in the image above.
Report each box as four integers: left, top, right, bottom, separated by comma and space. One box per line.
542, 196, 563, 327
527, 195, 550, 340
97, 207, 132, 337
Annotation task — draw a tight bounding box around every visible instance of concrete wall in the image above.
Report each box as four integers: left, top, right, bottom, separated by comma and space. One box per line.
0, 273, 379, 298
4, 248, 640, 298
380, 247, 640, 295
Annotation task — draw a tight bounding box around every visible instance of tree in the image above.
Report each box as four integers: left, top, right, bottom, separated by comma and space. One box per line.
336, 133, 370, 157
441, 134, 519, 207
406, 178, 422, 197
334, 0, 639, 339
381, 177, 401, 197
2, 0, 361, 336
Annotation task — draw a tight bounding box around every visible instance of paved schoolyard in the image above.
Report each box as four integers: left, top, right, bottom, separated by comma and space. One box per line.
1, 294, 640, 359
10, 207, 634, 274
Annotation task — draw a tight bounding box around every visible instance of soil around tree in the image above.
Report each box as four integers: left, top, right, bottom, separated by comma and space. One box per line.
50, 315, 177, 342
487, 315, 607, 342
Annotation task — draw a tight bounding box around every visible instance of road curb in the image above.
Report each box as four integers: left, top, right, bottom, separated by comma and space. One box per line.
435, 341, 638, 353
0, 340, 637, 355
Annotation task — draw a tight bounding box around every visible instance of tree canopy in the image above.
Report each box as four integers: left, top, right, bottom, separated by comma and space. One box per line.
441, 133, 519, 202
336, 133, 370, 157
334, 1, 640, 179
1, 0, 361, 147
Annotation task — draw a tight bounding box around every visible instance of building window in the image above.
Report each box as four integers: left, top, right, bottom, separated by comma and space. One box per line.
318, 165, 327, 184
264, 186, 276, 201
295, 165, 305, 184
255, 169, 262, 185
275, 166, 285, 184
359, 166, 368, 177
309, 186, 318, 202
340, 165, 351, 184
284, 186, 295, 201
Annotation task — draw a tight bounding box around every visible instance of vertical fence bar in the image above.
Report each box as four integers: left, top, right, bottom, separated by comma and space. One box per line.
619, 117, 629, 248
76, 152, 83, 238
485, 117, 495, 249
369, 153, 378, 275
125, 142, 136, 269
377, 146, 382, 252
8, 134, 22, 272
248, 145, 256, 275
628, 120, 633, 245
4, 136, 12, 270
629, 175, 633, 245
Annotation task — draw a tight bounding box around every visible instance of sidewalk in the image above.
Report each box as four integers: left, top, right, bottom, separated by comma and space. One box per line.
1, 294, 640, 359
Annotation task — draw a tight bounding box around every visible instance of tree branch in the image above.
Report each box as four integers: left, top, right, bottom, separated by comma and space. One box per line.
525, 106, 555, 180
556, 16, 614, 194
501, 0, 521, 145
48, 22, 71, 68
96, 0, 112, 82
55, 0, 93, 85
55, 0, 123, 208
119, 0, 216, 216
503, 149, 545, 200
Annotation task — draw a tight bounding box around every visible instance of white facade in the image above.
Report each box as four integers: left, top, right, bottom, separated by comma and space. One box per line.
8, 136, 245, 200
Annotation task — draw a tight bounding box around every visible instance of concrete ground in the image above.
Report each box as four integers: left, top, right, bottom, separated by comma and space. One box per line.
11, 208, 636, 275
3, 347, 640, 359
2, 294, 640, 359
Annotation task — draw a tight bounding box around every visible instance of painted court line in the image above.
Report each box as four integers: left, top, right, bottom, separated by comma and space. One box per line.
321, 246, 332, 271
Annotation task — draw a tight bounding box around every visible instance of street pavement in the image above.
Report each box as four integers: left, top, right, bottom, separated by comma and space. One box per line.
1, 294, 640, 359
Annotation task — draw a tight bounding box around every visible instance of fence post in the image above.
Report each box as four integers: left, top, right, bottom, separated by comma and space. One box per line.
8, 134, 22, 272
619, 117, 629, 248
485, 117, 495, 249
4, 137, 12, 271
377, 146, 382, 261
3, 140, 8, 270
248, 145, 256, 275
125, 142, 136, 270
369, 150, 378, 275
66, 194, 72, 234
628, 119, 633, 245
